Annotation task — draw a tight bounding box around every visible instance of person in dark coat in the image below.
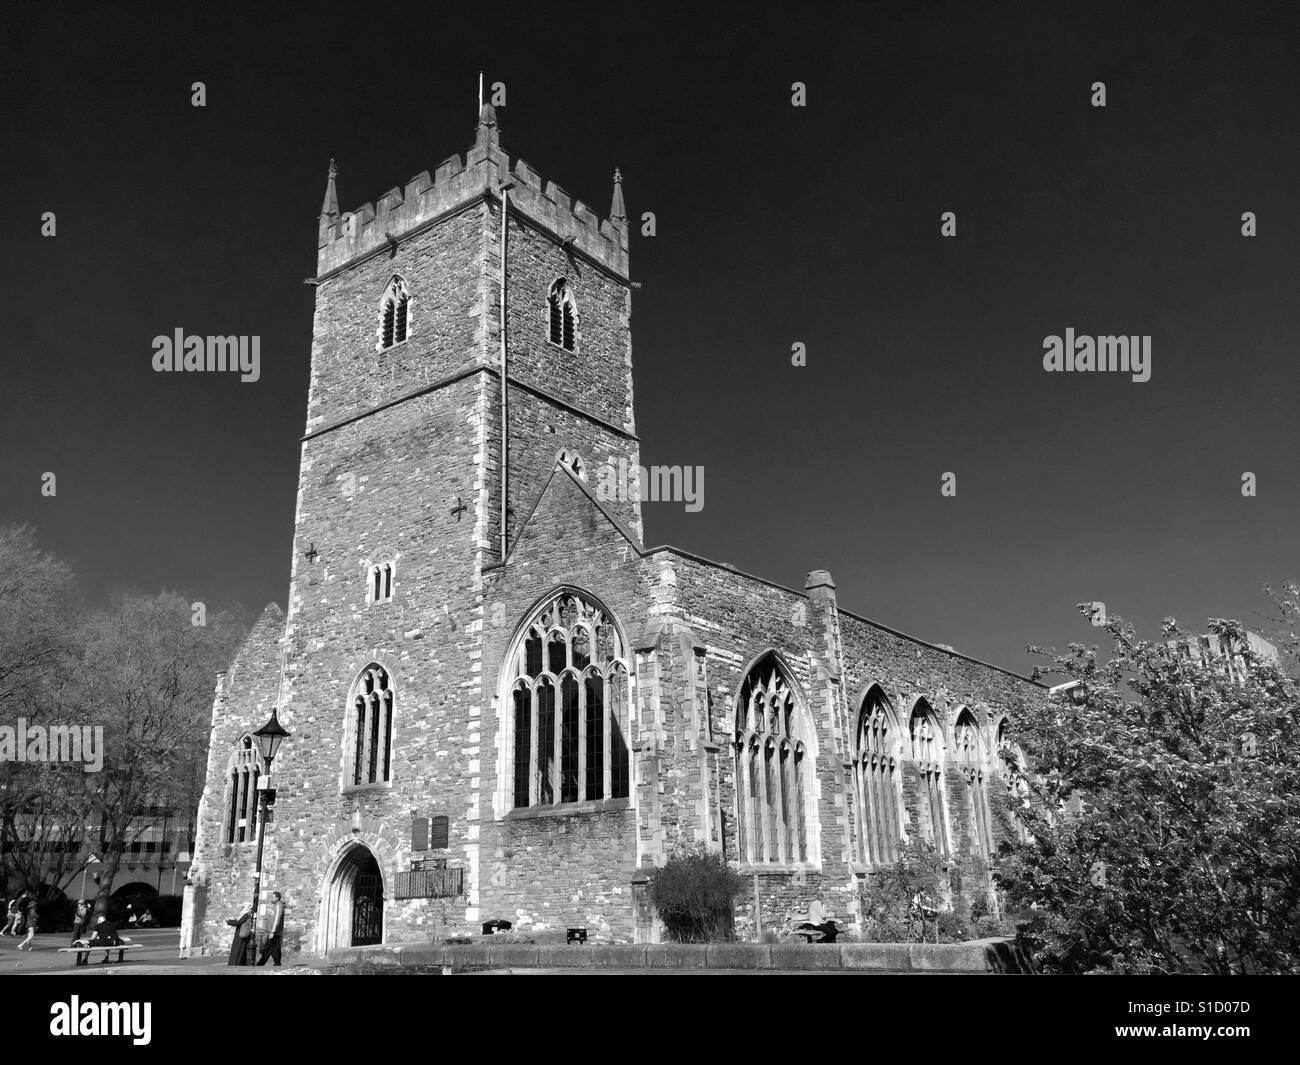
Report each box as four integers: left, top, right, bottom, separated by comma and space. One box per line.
226, 906, 254, 966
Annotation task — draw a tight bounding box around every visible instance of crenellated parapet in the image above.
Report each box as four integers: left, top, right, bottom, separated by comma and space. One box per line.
317, 104, 629, 278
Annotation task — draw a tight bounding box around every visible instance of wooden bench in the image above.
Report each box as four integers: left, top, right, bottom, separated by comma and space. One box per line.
58, 942, 145, 966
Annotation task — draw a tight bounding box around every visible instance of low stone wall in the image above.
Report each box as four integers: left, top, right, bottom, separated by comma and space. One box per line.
322, 937, 1030, 974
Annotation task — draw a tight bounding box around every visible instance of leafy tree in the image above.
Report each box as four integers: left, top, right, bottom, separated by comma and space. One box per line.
998, 605, 1300, 974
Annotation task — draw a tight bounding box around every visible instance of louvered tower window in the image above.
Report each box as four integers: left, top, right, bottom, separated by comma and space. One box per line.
547, 278, 576, 351
379, 276, 410, 349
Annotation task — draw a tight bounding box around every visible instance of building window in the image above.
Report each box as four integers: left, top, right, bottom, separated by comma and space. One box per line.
379, 275, 410, 349
506, 590, 630, 809
852, 687, 900, 866
547, 278, 576, 351
368, 562, 394, 604
734, 654, 810, 865
224, 736, 260, 845
909, 700, 949, 856
346, 665, 395, 788
954, 709, 993, 858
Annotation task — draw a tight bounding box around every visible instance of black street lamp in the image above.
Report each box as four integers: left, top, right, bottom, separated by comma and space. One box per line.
250, 709, 290, 923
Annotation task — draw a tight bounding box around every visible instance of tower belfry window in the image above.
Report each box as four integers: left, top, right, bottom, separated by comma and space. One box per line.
547, 278, 576, 351
380, 276, 410, 349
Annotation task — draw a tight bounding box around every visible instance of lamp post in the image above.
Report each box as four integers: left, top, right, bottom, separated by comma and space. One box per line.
250, 709, 290, 923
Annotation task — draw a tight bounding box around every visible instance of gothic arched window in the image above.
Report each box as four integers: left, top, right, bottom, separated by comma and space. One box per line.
954, 709, 993, 858
908, 699, 949, 856
734, 654, 810, 865
347, 665, 394, 788
225, 736, 260, 844
547, 278, 576, 351
506, 590, 630, 808
379, 276, 410, 349
852, 687, 900, 866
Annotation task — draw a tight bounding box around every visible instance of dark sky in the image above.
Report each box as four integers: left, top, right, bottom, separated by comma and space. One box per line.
4, 1, 1298, 676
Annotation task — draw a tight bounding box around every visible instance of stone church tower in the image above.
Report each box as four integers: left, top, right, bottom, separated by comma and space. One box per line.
185, 105, 1044, 955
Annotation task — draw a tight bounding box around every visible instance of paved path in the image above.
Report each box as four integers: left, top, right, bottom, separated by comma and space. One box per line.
0, 929, 237, 974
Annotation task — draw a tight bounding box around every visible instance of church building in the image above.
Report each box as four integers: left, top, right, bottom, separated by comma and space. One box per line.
183, 104, 1044, 953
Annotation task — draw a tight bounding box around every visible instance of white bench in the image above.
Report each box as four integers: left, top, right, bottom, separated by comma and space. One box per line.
58, 942, 145, 966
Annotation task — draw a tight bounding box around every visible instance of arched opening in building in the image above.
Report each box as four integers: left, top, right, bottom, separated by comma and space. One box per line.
321, 843, 384, 952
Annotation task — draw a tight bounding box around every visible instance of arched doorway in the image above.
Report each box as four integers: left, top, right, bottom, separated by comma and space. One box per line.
321, 843, 384, 952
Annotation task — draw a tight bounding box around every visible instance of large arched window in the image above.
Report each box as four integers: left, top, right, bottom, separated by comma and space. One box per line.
908, 699, 949, 856
379, 276, 410, 349
506, 590, 630, 808
547, 278, 576, 351
734, 654, 810, 865
852, 687, 900, 866
346, 665, 394, 788
225, 736, 259, 845
954, 708, 993, 858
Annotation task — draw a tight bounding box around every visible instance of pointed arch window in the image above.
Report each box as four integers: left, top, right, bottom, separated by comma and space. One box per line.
379, 276, 410, 349
347, 665, 394, 788
547, 278, 576, 351
909, 700, 949, 856
224, 736, 260, 845
852, 689, 900, 866
954, 709, 993, 858
506, 590, 630, 809
734, 655, 810, 865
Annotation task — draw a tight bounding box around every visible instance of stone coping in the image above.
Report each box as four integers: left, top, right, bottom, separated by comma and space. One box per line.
323, 937, 1029, 974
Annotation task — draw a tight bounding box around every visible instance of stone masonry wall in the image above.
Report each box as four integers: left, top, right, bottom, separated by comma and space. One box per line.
185, 603, 284, 955
477, 470, 650, 942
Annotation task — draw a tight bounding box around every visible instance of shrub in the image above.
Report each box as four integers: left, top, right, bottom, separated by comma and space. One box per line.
856, 842, 1015, 943
651, 847, 745, 942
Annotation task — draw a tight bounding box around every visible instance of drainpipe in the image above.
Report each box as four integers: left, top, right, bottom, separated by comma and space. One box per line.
499, 181, 514, 561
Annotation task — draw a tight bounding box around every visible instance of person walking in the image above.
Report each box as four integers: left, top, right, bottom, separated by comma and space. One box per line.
16, 895, 39, 951
1, 895, 20, 936
256, 892, 286, 967
70, 899, 91, 945
226, 906, 254, 966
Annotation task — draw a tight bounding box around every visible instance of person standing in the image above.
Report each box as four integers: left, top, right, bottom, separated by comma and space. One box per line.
16, 895, 38, 951
226, 906, 254, 966
256, 892, 286, 967
70, 899, 91, 945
